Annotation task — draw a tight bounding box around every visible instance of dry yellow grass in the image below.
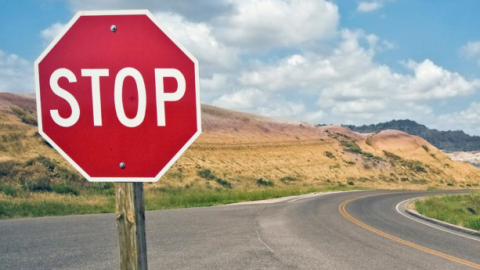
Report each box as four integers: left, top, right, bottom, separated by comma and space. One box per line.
1, 93, 479, 192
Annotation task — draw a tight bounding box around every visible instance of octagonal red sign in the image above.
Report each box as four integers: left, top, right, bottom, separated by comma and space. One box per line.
35, 10, 201, 182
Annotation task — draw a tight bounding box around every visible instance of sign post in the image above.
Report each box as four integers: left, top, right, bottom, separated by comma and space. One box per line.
35, 10, 201, 270
115, 183, 147, 270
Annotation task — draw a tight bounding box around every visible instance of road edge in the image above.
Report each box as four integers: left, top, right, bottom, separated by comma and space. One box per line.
405, 202, 480, 238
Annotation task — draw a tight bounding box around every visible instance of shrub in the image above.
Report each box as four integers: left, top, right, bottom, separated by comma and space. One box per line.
422, 145, 430, 152
404, 160, 427, 173
383, 151, 402, 161
52, 184, 79, 196
257, 178, 274, 187
363, 152, 374, 158
280, 176, 296, 183
411, 179, 428, 185
89, 182, 114, 195
366, 136, 372, 146
324, 151, 335, 159
347, 181, 355, 186
0, 160, 21, 177
25, 177, 52, 192
329, 164, 341, 169
0, 184, 22, 197
447, 183, 455, 186
215, 178, 232, 189
26, 156, 56, 171
198, 168, 216, 180
340, 140, 362, 154
2, 133, 26, 142
12, 107, 37, 126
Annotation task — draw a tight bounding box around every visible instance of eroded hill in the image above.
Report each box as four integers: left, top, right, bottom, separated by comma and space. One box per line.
1, 93, 479, 192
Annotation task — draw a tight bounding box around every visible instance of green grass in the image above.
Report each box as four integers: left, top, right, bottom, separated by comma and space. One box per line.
0, 198, 114, 219
415, 193, 480, 231
0, 184, 366, 219
145, 185, 365, 211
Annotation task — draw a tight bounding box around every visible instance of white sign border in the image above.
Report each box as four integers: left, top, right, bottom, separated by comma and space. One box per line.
34, 10, 202, 182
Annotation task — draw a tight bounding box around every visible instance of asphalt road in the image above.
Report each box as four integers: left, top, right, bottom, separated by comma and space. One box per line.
0, 190, 479, 270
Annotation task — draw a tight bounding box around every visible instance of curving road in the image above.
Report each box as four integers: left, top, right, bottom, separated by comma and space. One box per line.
0, 190, 479, 269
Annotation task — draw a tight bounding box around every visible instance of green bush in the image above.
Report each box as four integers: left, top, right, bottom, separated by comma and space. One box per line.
25, 177, 52, 192
215, 178, 232, 189
257, 178, 274, 187
26, 156, 56, 171
366, 136, 372, 146
405, 160, 427, 173
0, 184, 22, 197
280, 176, 296, 183
198, 168, 216, 180
52, 184, 79, 196
12, 107, 37, 126
340, 140, 363, 154
89, 182, 114, 195
383, 150, 402, 161
324, 151, 335, 159
0, 160, 21, 177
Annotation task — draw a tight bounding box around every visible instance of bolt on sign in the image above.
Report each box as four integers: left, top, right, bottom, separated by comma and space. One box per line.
35, 10, 201, 182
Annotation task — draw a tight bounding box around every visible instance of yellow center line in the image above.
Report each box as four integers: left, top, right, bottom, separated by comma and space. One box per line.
339, 194, 480, 269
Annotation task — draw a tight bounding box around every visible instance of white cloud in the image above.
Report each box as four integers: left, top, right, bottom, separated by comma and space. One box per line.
357, 1, 382, 13
213, 88, 267, 110
258, 100, 305, 118
26, 0, 480, 135
213, 88, 306, 119
236, 29, 480, 125
215, 0, 339, 49
154, 12, 239, 74
0, 50, 33, 93
65, 0, 232, 22
459, 41, 480, 59
459, 40, 480, 66
40, 23, 66, 42
438, 102, 480, 135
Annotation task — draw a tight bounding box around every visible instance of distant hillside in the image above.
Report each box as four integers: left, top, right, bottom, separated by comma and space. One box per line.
1, 93, 479, 192
344, 119, 480, 152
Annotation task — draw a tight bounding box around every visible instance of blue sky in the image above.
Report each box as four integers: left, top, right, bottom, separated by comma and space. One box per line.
2, 0, 480, 134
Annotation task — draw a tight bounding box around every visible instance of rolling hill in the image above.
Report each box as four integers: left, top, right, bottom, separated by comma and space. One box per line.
1, 92, 479, 192
344, 119, 480, 152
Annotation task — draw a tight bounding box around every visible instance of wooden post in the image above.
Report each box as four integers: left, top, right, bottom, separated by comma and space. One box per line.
115, 183, 148, 270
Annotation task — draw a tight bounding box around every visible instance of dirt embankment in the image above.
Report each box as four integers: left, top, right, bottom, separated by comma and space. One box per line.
1, 93, 479, 191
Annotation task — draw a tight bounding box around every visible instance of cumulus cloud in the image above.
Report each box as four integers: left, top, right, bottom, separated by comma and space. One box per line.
357, 1, 383, 12
213, 88, 306, 119
40, 23, 66, 42
459, 40, 480, 66
66, 0, 232, 22
215, 0, 338, 49
24, 0, 480, 134
0, 50, 33, 93
438, 102, 480, 135
213, 88, 268, 110
235, 29, 480, 125
154, 12, 239, 74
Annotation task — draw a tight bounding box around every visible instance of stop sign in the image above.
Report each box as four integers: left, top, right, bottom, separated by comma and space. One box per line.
34, 10, 201, 182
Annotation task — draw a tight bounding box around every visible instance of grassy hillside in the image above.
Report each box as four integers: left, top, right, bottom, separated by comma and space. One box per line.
0, 93, 479, 219
415, 193, 480, 231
